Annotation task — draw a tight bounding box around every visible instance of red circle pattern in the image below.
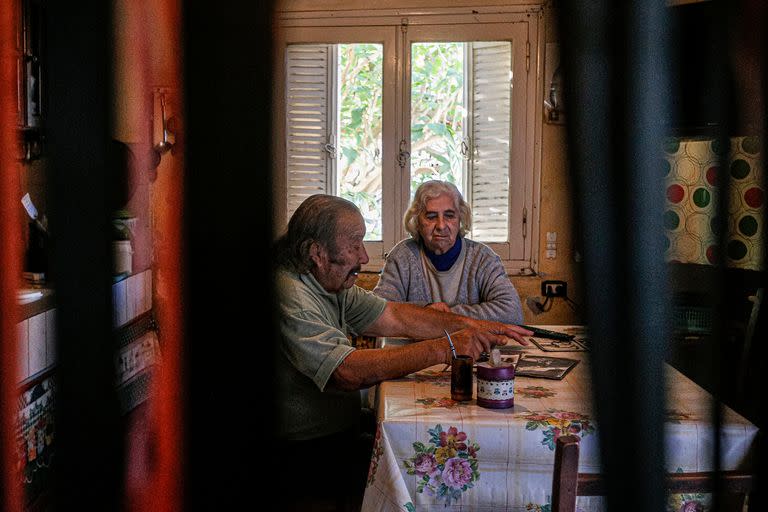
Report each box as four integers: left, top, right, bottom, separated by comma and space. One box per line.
706, 166, 718, 186
744, 187, 764, 209
666, 184, 685, 203
706, 245, 718, 264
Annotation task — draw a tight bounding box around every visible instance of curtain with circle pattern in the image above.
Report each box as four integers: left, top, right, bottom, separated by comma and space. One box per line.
664, 136, 764, 271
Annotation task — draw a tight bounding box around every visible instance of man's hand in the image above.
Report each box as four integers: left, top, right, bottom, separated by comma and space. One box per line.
463, 319, 533, 346
446, 328, 523, 362
365, 301, 533, 345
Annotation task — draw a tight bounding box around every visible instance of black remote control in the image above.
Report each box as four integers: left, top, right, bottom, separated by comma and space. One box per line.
517, 325, 575, 341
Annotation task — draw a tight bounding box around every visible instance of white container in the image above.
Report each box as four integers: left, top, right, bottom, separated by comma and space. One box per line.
113, 240, 133, 274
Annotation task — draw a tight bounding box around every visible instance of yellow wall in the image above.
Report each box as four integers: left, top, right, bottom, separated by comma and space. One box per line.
113, 0, 184, 314
518, 6, 582, 325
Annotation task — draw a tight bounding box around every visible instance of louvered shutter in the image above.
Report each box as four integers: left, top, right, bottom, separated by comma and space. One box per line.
468, 41, 512, 242
285, 44, 334, 218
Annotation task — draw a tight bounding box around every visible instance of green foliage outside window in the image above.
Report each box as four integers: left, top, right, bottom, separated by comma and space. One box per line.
339, 44, 383, 240
410, 43, 465, 195
337, 42, 466, 241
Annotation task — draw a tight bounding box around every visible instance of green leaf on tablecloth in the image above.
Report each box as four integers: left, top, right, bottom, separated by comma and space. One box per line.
428, 424, 444, 444
413, 441, 427, 452
404, 503, 416, 512
525, 503, 552, 512
519, 410, 597, 451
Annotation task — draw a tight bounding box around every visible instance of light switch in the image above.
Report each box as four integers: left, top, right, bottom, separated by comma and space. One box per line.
546, 231, 557, 259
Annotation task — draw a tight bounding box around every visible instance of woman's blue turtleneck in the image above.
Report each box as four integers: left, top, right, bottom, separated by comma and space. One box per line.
424, 236, 462, 271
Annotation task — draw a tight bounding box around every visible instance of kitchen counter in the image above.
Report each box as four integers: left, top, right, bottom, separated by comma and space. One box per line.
18, 286, 55, 320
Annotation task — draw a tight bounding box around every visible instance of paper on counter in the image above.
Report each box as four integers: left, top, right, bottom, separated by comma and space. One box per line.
17, 289, 44, 304
21, 193, 38, 220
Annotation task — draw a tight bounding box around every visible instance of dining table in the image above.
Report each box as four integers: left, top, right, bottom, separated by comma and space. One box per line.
360, 326, 758, 512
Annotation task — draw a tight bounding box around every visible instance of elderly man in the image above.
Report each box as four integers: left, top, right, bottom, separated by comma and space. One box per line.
274, 194, 529, 508
374, 180, 524, 324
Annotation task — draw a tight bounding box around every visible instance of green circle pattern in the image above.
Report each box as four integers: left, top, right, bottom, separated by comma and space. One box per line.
730, 159, 751, 180
692, 188, 711, 208
727, 240, 748, 261
741, 136, 761, 155
664, 138, 680, 154
711, 138, 731, 155
661, 159, 671, 177
664, 210, 680, 230
738, 216, 758, 237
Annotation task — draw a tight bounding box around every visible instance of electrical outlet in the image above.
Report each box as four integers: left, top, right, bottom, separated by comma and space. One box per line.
541, 280, 567, 298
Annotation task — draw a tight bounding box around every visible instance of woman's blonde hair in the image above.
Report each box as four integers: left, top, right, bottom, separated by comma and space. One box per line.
403, 180, 472, 242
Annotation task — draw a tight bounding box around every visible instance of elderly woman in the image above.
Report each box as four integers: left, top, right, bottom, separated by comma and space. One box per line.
374, 180, 523, 324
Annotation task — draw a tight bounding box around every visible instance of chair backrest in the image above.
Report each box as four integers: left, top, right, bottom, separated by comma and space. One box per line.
552, 435, 754, 512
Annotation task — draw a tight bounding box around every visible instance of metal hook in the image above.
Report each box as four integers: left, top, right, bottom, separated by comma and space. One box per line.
154, 92, 174, 154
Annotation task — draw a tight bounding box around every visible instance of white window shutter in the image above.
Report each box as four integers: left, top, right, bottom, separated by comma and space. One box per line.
285, 44, 334, 218
467, 41, 511, 242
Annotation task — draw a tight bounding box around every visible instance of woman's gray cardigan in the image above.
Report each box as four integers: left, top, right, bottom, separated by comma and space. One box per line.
373, 238, 524, 324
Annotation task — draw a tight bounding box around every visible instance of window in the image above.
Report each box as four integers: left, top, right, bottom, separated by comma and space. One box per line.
285, 42, 384, 240
275, 9, 542, 273
409, 40, 513, 243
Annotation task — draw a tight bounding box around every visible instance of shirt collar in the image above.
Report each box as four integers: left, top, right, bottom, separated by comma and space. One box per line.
423, 236, 463, 271
302, 270, 340, 298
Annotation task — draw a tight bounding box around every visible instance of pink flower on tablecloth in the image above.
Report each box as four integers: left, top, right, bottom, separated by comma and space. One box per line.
517, 386, 556, 399
439, 426, 468, 451
679, 500, 704, 512
415, 397, 460, 409
554, 411, 585, 421
412, 453, 439, 477
403, 424, 480, 506
442, 457, 473, 489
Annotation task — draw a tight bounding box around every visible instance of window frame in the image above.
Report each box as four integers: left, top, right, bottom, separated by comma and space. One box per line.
403, 23, 530, 263
275, 26, 398, 262
274, 7, 544, 275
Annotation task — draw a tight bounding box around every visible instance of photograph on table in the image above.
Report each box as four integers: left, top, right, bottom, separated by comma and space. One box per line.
563, 325, 589, 348
529, 336, 588, 352
497, 354, 520, 367
515, 355, 579, 380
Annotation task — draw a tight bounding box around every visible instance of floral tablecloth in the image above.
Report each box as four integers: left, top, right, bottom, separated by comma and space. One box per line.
362, 328, 758, 512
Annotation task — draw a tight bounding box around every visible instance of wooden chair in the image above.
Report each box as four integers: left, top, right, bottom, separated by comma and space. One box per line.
552, 435, 754, 512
